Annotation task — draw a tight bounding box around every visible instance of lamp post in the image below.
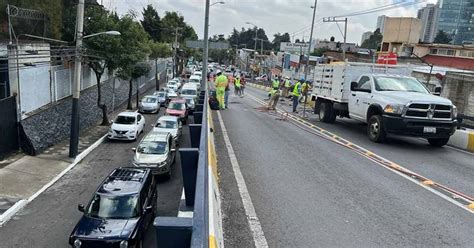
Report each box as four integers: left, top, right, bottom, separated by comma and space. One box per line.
202, 1, 225, 89
69, 0, 121, 158
245, 22, 258, 52
210, 1, 225, 6
302, 0, 318, 118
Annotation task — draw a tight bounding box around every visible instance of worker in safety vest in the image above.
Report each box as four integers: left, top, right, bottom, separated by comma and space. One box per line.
267, 88, 280, 110
272, 78, 280, 90
234, 76, 242, 96
299, 81, 310, 103
215, 70, 228, 109
292, 78, 303, 113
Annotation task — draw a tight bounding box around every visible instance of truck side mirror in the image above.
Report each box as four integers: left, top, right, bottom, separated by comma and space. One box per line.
351, 82, 358, 91
433, 86, 442, 96
131, 148, 136, 152
78, 204, 85, 212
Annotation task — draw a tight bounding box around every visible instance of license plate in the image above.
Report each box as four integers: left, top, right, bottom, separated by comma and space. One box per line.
423, 127, 436, 133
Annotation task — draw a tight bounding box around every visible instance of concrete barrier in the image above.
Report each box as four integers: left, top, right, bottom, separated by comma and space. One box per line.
207, 107, 224, 248
448, 129, 474, 152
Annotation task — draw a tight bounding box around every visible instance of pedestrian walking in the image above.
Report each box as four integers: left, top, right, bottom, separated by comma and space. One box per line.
215, 70, 228, 110
234, 76, 242, 96
292, 78, 302, 113
283, 77, 291, 97
267, 88, 281, 110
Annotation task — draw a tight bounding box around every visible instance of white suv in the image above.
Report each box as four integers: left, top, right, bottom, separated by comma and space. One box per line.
108, 112, 145, 141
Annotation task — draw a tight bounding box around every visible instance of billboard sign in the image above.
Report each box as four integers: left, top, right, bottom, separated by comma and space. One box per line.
280, 42, 311, 53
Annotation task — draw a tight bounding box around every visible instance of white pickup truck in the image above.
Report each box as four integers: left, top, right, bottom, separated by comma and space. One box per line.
310, 62, 457, 147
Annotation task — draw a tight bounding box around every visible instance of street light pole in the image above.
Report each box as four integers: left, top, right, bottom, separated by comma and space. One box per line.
202, 0, 210, 90
69, 0, 84, 158
303, 0, 318, 118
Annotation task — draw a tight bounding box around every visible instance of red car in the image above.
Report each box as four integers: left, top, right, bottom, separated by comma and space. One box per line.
166, 99, 189, 124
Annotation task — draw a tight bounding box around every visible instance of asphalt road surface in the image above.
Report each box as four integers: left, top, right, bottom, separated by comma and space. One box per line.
215, 86, 474, 247
0, 106, 190, 247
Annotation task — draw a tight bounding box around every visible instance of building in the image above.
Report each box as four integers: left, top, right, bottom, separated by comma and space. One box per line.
437, 0, 474, 45
381, 17, 422, 56
376, 15, 388, 33
413, 43, 474, 70
417, 4, 440, 43
361, 31, 373, 45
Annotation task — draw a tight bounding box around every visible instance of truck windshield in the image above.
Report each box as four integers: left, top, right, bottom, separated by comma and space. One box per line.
374, 77, 429, 93
86, 194, 139, 219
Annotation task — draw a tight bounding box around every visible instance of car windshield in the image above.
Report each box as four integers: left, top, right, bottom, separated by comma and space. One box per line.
156, 120, 178, 129
168, 81, 176, 85
186, 99, 194, 105
143, 97, 157, 103
137, 141, 167, 154
86, 194, 138, 219
157, 92, 165, 97
181, 89, 197, 95
374, 77, 429, 93
115, 115, 135, 125
189, 79, 199, 83
169, 102, 185, 110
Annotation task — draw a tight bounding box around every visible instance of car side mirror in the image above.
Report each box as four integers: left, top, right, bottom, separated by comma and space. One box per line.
171, 148, 177, 152
350, 82, 358, 91
131, 148, 136, 152
78, 204, 85, 212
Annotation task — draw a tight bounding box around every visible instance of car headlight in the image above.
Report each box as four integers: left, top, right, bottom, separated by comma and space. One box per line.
128, 129, 136, 134
73, 239, 82, 248
452, 105, 457, 118
120, 240, 128, 248
158, 161, 167, 167
384, 104, 405, 115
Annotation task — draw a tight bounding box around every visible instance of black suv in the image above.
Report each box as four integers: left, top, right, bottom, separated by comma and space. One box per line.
69, 167, 157, 248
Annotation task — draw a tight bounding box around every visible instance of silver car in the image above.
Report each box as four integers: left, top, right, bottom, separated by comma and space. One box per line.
139, 95, 160, 114
153, 116, 182, 143
132, 131, 176, 178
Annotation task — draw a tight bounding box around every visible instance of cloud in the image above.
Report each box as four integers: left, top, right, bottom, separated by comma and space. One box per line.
102, 0, 436, 44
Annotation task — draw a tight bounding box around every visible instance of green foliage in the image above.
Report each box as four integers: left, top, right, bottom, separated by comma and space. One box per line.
1, 0, 63, 39
310, 48, 329, 57
115, 14, 151, 81
159, 11, 198, 43
149, 42, 173, 59
272, 32, 291, 51
141, 4, 161, 41
433, 30, 452, 44
228, 27, 271, 51
361, 28, 383, 50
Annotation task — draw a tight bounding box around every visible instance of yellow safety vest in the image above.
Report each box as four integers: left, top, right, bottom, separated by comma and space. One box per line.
216, 75, 228, 88
272, 80, 279, 89
293, 82, 301, 97
285, 80, 290, 87
235, 78, 241, 88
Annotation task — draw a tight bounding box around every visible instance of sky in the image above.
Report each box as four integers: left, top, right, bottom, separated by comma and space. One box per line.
101, 0, 438, 45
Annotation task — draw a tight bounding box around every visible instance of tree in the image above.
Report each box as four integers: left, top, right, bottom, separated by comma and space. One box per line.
272, 32, 291, 51
141, 4, 161, 41
149, 42, 172, 90
82, 5, 121, 125
311, 48, 329, 56
361, 28, 383, 50
434, 30, 452, 44
115, 14, 151, 110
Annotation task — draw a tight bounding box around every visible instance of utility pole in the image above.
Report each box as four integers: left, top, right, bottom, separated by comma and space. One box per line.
323, 17, 348, 60
69, 0, 84, 158
173, 27, 181, 78
202, 0, 210, 90
302, 0, 318, 118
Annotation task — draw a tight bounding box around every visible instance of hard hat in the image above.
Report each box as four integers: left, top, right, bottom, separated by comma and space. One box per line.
216, 69, 222, 74
300, 76, 305, 80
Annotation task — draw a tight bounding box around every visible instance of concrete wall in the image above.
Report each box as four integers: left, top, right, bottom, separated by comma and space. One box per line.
442, 72, 474, 126
20, 60, 165, 154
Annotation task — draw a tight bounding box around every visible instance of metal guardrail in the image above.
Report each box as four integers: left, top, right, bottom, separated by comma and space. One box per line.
154, 84, 209, 248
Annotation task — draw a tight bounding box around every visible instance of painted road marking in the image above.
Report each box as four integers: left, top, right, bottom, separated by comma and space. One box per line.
246, 92, 474, 213
217, 111, 269, 248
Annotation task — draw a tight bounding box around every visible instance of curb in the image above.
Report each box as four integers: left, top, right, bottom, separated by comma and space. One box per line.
0, 134, 108, 227
448, 129, 474, 152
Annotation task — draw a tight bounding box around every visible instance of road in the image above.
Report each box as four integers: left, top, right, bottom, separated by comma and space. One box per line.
0, 106, 190, 247
215, 86, 474, 247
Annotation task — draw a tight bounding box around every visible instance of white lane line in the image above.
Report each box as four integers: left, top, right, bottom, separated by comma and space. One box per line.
216, 111, 269, 248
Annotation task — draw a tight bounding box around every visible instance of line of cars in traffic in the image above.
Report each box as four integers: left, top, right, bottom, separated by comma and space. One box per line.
69, 76, 201, 247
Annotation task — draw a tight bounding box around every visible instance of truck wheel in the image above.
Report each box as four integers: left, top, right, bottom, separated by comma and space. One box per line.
427, 138, 449, 147
319, 102, 332, 123
368, 115, 386, 143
